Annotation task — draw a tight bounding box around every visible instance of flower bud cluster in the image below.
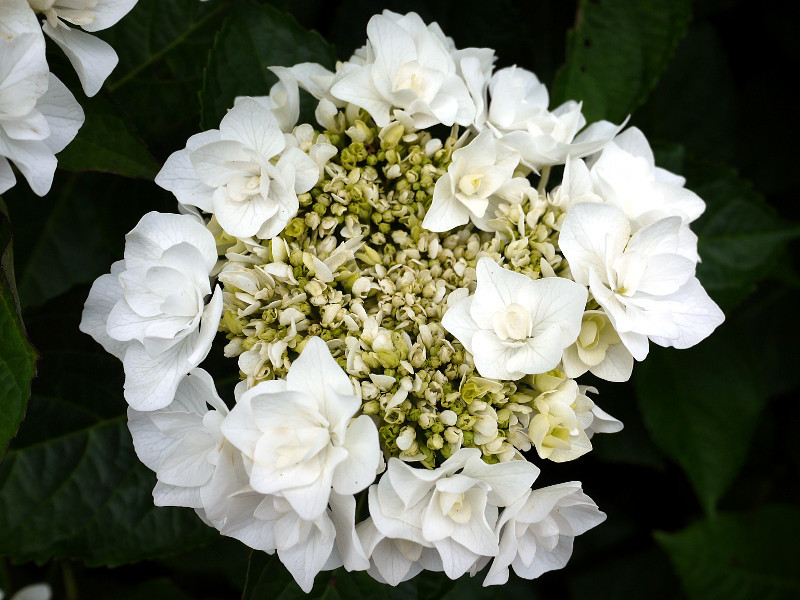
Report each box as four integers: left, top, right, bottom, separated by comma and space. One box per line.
216, 109, 593, 468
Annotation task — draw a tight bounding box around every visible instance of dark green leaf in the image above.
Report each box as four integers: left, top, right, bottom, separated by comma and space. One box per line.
656, 505, 800, 600
0, 286, 215, 564
687, 162, 800, 310
635, 24, 738, 164
0, 198, 38, 456
200, 0, 335, 129
101, 0, 229, 143
634, 321, 768, 514
552, 0, 692, 123
0, 417, 216, 565
242, 553, 308, 600
57, 94, 159, 179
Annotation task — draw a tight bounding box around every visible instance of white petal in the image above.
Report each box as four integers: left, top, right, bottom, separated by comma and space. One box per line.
333, 415, 380, 495
287, 337, 356, 408
220, 97, 285, 159
36, 74, 84, 153
43, 21, 118, 96
82, 0, 138, 32
80, 269, 127, 359
559, 203, 630, 285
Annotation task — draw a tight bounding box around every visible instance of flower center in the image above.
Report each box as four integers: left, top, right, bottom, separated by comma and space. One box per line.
493, 303, 532, 341
458, 172, 484, 197
439, 491, 472, 524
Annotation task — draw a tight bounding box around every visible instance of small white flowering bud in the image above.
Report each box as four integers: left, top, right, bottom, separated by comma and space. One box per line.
425, 138, 443, 156
418, 412, 434, 429
270, 238, 289, 262
305, 280, 325, 297
385, 164, 402, 179
361, 381, 380, 400
317, 235, 337, 255
396, 426, 417, 451
444, 426, 462, 444
352, 276, 371, 298
372, 330, 393, 352
440, 410, 457, 426
427, 434, 444, 450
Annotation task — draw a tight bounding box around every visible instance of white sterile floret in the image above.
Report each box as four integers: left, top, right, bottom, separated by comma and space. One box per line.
484, 482, 605, 586
156, 97, 319, 240
220, 337, 381, 520
527, 377, 621, 462
442, 257, 587, 380
0, 0, 83, 196
588, 127, 706, 227
562, 310, 634, 382
79, 211, 223, 411
367, 448, 539, 580
330, 11, 476, 128
220, 490, 367, 593
422, 130, 521, 232
27, 0, 138, 96
127, 369, 245, 527
559, 202, 724, 361
486, 66, 624, 169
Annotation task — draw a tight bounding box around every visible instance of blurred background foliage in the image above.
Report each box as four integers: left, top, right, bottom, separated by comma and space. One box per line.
1, 0, 798, 598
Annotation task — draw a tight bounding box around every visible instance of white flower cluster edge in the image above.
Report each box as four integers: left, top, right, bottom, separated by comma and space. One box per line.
80, 9, 725, 593
0, 0, 138, 196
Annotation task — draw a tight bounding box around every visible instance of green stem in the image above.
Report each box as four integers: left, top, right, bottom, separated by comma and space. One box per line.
62, 561, 78, 600
537, 166, 551, 194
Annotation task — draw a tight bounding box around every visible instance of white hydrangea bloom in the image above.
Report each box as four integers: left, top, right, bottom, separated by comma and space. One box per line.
0, 0, 83, 196
330, 11, 476, 128
487, 66, 623, 169
442, 257, 587, 380
528, 377, 621, 462
422, 130, 521, 232
220, 337, 381, 520
367, 448, 538, 580
28, 0, 138, 96
80, 211, 223, 411
559, 202, 724, 360
155, 97, 319, 239
562, 310, 634, 382
588, 127, 706, 227
484, 482, 605, 586
127, 369, 245, 525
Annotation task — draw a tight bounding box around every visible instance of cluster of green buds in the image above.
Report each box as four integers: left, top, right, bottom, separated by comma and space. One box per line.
215, 108, 579, 467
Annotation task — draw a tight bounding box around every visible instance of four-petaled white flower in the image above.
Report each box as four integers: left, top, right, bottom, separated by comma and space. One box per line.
367, 448, 539, 580
422, 130, 521, 232
559, 202, 724, 360
156, 97, 319, 239
80, 211, 223, 410
0, 0, 83, 196
220, 336, 381, 520
487, 66, 624, 169
330, 11, 476, 129
484, 482, 605, 586
443, 257, 588, 380
528, 377, 622, 463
